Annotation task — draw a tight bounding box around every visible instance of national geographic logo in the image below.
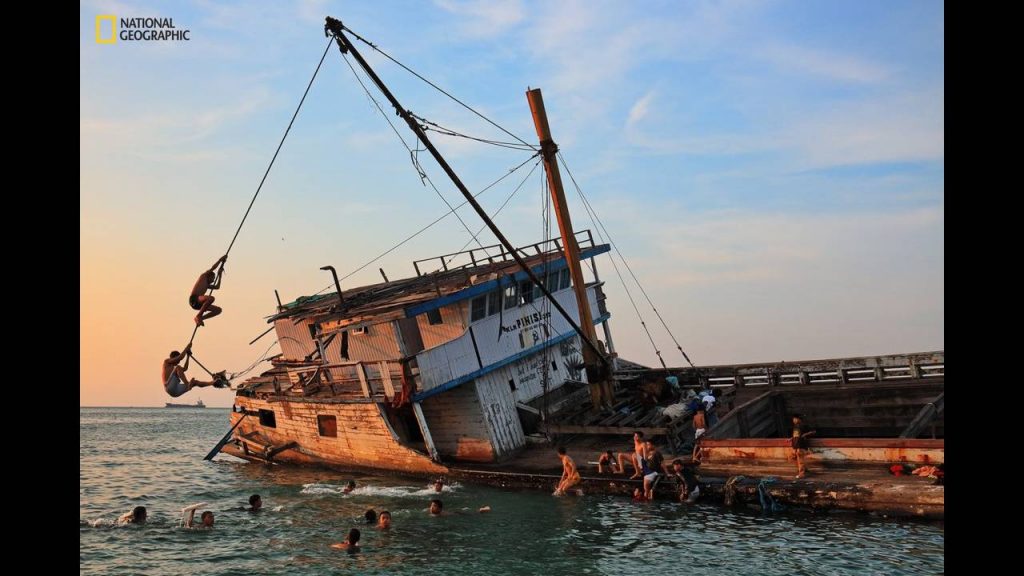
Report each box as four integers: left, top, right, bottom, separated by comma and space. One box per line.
95, 16, 191, 44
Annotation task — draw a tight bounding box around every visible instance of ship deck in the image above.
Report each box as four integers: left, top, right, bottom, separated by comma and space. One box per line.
446, 437, 944, 520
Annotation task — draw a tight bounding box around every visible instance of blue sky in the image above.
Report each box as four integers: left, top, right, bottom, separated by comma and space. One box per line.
81, 1, 943, 406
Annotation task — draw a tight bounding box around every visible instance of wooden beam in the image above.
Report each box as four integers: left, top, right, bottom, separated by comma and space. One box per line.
412, 402, 440, 462
356, 363, 371, 397
516, 402, 540, 415
380, 361, 396, 398
545, 424, 668, 436
267, 441, 299, 459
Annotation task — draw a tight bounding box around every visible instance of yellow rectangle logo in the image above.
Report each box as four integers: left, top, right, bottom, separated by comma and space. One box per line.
96, 15, 117, 44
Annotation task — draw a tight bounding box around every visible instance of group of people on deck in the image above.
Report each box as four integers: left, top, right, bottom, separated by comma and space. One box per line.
162, 255, 231, 398
558, 433, 702, 504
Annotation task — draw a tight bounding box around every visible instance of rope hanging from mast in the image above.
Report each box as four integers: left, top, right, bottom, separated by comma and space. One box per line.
558, 151, 699, 371
338, 24, 537, 151
309, 152, 541, 296
175, 37, 334, 388
336, 45, 507, 261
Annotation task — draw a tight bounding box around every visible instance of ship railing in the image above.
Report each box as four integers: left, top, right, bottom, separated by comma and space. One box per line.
620, 351, 944, 390
283, 360, 408, 401
412, 229, 595, 276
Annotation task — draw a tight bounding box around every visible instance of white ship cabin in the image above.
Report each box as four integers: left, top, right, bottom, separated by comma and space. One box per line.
259, 230, 615, 462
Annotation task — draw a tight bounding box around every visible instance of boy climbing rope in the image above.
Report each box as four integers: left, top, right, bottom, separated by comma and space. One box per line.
190, 255, 228, 326
162, 344, 230, 397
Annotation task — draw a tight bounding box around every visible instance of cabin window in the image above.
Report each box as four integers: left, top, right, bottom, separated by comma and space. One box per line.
258, 409, 277, 428
545, 270, 559, 293
426, 309, 443, 325
486, 290, 502, 316
560, 268, 571, 290
504, 283, 519, 309
508, 378, 516, 392
520, 280, 535, 304
317, 415, 337, 437
470, 296, 487, 322
353, 326, 370, 335
307, 323, 319, 340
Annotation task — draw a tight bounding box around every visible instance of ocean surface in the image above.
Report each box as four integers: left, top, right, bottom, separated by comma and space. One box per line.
80, 408, 943, 575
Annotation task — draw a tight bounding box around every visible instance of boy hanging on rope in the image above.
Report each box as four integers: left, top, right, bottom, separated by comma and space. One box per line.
190, 255, 228, 326
162, 344, 228, 397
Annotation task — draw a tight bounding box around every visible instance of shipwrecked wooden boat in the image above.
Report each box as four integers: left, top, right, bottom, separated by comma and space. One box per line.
213, 16, 943, 519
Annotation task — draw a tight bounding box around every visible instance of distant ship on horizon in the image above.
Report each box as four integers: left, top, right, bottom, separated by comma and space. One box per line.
166, 398, 205, 408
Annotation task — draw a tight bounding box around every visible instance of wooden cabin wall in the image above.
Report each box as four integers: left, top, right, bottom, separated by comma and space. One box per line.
275, 319, 318, 360
234, 396, 444, 473
322, 322, 402, 363
276, 315, 405, 365
417, 302, 468, 349
474, 371, 527, 457
416, 330, 480, 392
479, 342, 578, 405
419, 382, 495, 461
415, 288, 603, 393
472, 288, 598, 368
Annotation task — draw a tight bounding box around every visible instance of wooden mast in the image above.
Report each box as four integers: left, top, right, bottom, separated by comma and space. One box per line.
527, 88, 614, 410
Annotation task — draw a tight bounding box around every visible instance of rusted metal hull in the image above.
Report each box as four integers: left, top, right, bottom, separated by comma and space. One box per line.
701, 438, 944, 468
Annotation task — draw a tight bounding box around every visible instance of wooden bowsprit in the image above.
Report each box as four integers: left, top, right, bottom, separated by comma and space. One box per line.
204, 412, 248, 461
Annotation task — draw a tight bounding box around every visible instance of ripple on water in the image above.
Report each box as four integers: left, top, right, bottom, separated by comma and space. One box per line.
81, 408, 943, 576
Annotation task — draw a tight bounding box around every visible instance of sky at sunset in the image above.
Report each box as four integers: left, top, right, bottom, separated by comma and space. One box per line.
81, 1, 944, 407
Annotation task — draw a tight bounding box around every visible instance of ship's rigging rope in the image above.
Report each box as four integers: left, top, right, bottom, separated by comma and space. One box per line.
539, 160, 554, 431
225, 37, 334, 260
309, 152, 541, 296
411, 113, 537, 152
432, 157, 543, 273
339, 24, 537, 151
227, 339, 281, 381
557, 155, 666, 369
558, 152, 699, 371
182, 37, 335, 352
337, 50, 503, 260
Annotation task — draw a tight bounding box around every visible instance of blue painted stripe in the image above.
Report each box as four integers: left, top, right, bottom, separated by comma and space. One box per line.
404, 245, 611, 317
412, 313, 611, 403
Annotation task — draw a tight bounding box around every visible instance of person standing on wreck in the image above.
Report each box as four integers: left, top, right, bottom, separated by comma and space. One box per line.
791, 414, 816, 479
190, 255, 227, 326
162, 344, 218, 397
553, 446, 581, 496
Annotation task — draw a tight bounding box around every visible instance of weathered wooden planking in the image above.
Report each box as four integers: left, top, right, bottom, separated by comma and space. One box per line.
545, 424, 668, 436
231, 397, 445, 474
419, 382, 495, 461
475, 372, 526, 458
417, 302, 468, 349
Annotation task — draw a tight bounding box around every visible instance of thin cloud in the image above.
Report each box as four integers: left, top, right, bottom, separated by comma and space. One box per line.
626, 91, 655, 129
790, 89, 944, 168
759, 43, 891, 84
81, 89, 272, 148
434, 0, 525, 39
